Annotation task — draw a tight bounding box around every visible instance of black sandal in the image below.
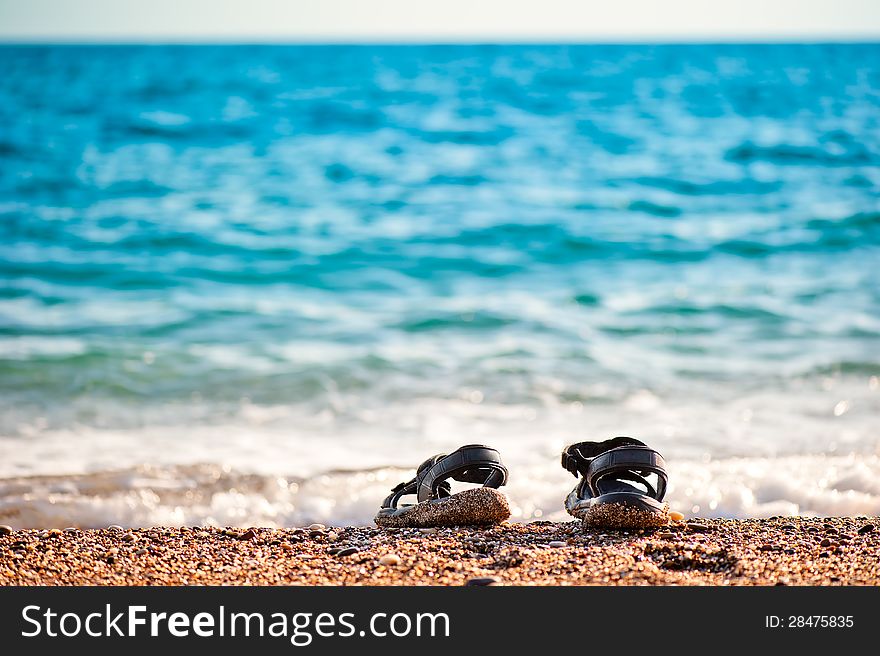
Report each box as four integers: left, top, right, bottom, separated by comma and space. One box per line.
561, 436, 669, 528
375, 444, 510, 527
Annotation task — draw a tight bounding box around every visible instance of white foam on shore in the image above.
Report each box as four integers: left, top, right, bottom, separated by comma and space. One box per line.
1, 453, 879, 530
1, 376, 877, 528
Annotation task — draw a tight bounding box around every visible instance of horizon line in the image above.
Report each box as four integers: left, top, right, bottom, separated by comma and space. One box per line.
2, 34, 880, 46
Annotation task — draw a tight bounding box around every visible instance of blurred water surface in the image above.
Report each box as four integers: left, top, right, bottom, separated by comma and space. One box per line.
0, 45, 878, 526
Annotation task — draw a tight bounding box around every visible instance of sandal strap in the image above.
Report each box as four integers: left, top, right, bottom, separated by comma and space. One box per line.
381, 478, 452, 510
417, 445, 507, 503
588, 446, 667, 500
381, 445, 508, 510
561, 436, 646, 478
561, 437, 667, 501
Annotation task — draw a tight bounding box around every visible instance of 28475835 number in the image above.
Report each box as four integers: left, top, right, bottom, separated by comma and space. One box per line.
765, 616, 854, 628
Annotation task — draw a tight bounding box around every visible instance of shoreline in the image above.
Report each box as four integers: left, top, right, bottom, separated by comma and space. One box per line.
2, 517, 878, 586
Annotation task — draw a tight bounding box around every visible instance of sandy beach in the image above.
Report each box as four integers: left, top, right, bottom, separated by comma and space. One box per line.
2, 516, 877, 586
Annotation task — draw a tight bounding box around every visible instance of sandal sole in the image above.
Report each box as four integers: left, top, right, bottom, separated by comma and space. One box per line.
374, 487, 510, 528
566, 489, 670, 529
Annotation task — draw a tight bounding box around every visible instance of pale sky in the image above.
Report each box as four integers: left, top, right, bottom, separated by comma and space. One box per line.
1, 0, 879, 42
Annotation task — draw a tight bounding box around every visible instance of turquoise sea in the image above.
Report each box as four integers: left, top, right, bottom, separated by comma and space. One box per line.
0, 44, 878, 527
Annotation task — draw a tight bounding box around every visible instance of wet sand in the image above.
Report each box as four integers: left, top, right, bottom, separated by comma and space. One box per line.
1, 517, 878, 586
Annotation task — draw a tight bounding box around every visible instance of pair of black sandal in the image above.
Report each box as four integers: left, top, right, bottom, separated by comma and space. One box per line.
376, 437, 669, 529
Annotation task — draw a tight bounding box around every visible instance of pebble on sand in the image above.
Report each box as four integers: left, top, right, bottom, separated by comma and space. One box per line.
465, 577, 499, 586
309, 524, 326, 531
379, 554, 401, 566
0, 525, 12, 536
858, 524, 875, 534
669, 511, 685, 521
547, 541, 567, 548
336, 547, 359, 557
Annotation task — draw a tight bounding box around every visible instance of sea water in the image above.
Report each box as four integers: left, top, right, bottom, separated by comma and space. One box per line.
0, 44, 878, 528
